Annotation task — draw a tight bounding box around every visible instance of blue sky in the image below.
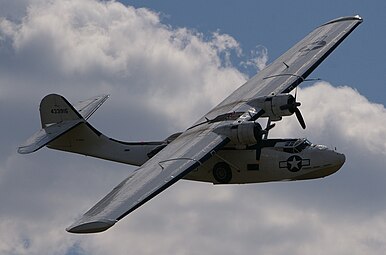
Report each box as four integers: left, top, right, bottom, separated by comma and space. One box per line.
126, 0, 385, 104
1, 1, 386, 254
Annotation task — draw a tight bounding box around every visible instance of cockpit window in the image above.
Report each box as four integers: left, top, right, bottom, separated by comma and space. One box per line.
276, 138, 312, 153
285, 141, 296, 147
295, 139, 312, 152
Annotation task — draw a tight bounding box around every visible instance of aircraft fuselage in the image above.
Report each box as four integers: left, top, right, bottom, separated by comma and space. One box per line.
46, 123, 345, 185
184, 138, 345, 184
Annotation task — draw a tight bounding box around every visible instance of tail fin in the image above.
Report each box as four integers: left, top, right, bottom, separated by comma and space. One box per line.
40, 94, 83, 127
18, 94, 109, 154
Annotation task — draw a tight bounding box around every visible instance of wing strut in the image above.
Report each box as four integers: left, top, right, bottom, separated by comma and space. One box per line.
263, 118, 272, 139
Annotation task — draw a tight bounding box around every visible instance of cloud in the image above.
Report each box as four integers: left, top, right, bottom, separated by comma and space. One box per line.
1, 1, 386, 255
0, 0, 246, 133
240, 45, 269, 72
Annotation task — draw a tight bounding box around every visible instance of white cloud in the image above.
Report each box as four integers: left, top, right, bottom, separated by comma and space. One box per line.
0, 1, 386, 255
240, 45, 268, 72
0, 0, 246, 131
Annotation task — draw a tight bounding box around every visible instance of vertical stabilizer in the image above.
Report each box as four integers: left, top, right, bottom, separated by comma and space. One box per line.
40, 94, 82, 127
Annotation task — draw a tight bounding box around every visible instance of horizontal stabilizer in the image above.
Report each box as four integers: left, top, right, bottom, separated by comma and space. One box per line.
74, 94, 109, 120
18, 119, 83, 154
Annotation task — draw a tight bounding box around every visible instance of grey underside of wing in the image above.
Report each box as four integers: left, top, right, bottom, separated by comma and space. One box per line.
67, 16, 362, 234
67, 125, 228, 233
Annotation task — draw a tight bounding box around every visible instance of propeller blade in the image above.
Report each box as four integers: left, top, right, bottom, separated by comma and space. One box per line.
250, 109, 265, 121
295, 108, 306, 129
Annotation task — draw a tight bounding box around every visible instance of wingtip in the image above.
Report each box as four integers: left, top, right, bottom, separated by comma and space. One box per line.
354, 14, 363, 21
17, 146, 33, 154
320, 15, 363, 27
66, 219, 117, 234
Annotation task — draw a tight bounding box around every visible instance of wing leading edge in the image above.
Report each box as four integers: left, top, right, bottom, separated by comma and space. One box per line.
67, 16, 362, 233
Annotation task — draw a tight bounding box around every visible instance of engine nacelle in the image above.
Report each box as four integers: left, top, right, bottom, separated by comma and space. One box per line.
215, 122, 263, 145
248, 93, 296, 121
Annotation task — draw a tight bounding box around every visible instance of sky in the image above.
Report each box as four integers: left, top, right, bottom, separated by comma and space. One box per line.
1, 0, 386, 254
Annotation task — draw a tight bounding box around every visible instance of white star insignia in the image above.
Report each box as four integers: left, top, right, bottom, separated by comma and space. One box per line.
288, 157, 301, 170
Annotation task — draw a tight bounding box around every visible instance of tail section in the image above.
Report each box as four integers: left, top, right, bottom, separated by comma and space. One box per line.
39, 94, 110, 127
18, 93, 159, 166
18, 94, 108, 154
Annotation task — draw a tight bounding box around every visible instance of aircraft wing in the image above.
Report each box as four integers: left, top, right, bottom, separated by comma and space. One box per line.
194, 15, 363, 123
67, 126, 229, 233
67, 16, 362, 233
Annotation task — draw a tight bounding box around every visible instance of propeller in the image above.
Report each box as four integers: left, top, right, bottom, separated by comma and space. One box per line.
294, 108, 306, 129
279, 93, 306, 129
255, 118, 276, 140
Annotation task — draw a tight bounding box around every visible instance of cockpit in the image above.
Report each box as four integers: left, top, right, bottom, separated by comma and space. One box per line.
272, 138, 312, 153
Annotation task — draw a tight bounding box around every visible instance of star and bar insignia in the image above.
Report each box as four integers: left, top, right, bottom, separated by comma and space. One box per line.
279, 155, 310, 172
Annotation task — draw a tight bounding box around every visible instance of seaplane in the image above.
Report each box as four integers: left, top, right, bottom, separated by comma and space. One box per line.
18, 15, 363, 233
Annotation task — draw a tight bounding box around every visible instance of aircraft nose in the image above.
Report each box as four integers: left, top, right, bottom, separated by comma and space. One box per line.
321, 150, 346, 177
329, 150, 345, 170
335, 152, 346, 167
